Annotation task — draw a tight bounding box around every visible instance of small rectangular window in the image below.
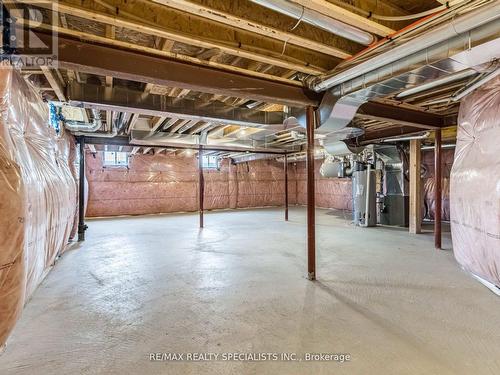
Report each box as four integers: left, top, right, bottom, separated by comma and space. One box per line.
201, 155, 218, 169
103, 151, 129, 167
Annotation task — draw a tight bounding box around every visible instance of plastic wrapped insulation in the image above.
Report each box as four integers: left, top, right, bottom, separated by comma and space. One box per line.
85, 153, 299, 217
0, 67, 77, 348
450, 76, 500, 287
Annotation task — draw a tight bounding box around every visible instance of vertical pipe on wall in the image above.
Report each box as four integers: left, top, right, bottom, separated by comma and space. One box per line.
434, 130, 442, 249
198, 145, 204, 228
77, 137, 87, 241
306, 106, 316, 280
284, 154, 289, 221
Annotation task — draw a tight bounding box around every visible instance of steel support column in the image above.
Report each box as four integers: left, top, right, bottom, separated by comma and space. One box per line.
284, 154, 289, 221
77, 137, 87, 241
198, 145, 204, 228
434, 129, 442, 249
306, 106, 316, 280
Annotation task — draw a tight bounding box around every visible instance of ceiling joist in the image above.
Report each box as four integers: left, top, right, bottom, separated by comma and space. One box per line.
26, 0, 325, 75
289, 0, 395, 36
152, 0, 351, 59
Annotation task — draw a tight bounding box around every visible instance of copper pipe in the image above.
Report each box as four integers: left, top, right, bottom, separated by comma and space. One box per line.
284, 154, 289, 221
198, 145, 204, 228
306, 106, 316, 280
434, 129, 442, 249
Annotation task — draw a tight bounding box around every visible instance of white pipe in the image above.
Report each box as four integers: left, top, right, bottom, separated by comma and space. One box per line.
313, 1, 500, 92
250, 0, 374, 45
382, 132, 430, 143
396, 69, 477, 99
451, 66, 500, 101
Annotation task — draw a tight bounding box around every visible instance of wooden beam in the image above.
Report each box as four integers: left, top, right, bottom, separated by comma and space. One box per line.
170, 119, 190, 133
161, 118, 179, 131
152, 0, 351, 59
409, 139, 422, 234
40, 66, 66, 101
289, 0, 395, 36
29, 1, 325, 75
150, 116, 167, 132
126, 113, 141, 134
130, 146, 141, 155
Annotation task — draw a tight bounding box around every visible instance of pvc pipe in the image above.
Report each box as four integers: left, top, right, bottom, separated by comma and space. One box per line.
250, 0, 374, 45
313, 1, 500, 92
396, 69, 477, 99
382, 132, 431, 142
452, 66, 500, 101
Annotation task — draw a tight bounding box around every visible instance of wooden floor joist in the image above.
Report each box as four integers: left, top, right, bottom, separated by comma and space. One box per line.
289, 0, 395, 36
152, 0, 351, 59
28, 0, 326, 75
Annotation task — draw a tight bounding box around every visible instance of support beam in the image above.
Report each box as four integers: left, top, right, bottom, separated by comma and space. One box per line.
409, 139, 422, 234
434, 129, 442, 249
77, 138, 87, 241
306, 106, 316, 281
358, 102, 447, 130
34, 34, 323, 107
198, 145, 204, 228
284, 153, 289, 221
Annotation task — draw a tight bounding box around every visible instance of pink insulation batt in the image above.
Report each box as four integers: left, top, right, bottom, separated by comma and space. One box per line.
450, 76, 500, 287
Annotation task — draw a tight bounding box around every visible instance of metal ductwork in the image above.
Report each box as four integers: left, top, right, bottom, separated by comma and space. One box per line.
311, 1, 500, 92
249, 0, 374, 45
231, 153, 279, 164
312, 1, 500, 134
67, 83, 290, 129
130, 129, 296, 154
64, 108, 102, 132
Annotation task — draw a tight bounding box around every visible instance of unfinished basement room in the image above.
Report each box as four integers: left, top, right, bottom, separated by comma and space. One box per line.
0, 0, 499, 374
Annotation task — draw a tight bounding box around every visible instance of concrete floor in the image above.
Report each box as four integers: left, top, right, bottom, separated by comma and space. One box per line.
1, 207, 499, 375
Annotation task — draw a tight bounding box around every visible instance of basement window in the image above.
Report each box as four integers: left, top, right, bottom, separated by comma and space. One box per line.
103, 151, 129, 167
202, 155, 219, 169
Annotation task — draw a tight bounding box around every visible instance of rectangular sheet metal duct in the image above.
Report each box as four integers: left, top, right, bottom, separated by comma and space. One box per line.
67, 83, 290, 128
